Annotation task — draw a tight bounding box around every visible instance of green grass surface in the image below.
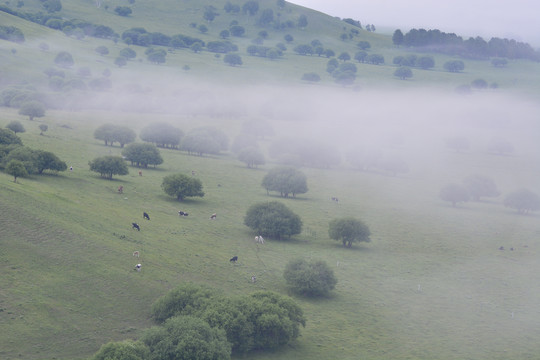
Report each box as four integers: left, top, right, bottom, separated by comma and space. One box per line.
1, 1, 540, 359
1, 97, 540, 359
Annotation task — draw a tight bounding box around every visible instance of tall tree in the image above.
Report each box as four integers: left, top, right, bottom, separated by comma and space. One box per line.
392, 29, 404, 46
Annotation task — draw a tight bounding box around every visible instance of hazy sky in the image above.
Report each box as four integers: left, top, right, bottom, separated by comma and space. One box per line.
289, 0, 539, 45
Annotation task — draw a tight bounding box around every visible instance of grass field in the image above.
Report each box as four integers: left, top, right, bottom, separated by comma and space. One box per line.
1, 1, 540, 359
1, 85, 540, 360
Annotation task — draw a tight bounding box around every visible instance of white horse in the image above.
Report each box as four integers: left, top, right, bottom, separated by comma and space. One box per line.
255, 236, 264, 244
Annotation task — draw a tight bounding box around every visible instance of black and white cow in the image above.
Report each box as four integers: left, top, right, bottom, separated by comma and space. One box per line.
143, 212, 150, 220
132, 223, 140, 231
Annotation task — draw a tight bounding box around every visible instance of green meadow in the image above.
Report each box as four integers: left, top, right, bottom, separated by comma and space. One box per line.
1, 1, 540, 359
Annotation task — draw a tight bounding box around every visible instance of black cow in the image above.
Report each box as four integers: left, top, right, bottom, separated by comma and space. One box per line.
230, 256, 238, 263
132, 223, 140, 231
178, 211, 189, 217
143, 212, 150, 220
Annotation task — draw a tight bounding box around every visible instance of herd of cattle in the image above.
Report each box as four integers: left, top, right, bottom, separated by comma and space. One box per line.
128, 197, 342, 273
130, 211, 266, 273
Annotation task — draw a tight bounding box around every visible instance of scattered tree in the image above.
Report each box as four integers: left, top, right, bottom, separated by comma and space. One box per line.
119, 47, 137, 60
471, 78, 488, 89
91, 340, 149, 360
357, 41, 371, 50
284, 258, 337, 296
161, 173, 204, 201
141, 316, 231, 360
0, 128, 22, 145
122, 143, 163, 168
114, 6, 132, 16
95, 46, 109, 56
301, 72, 320, 82
394, 66, 413, 80
504, 189, 540, 214
444, 60, 465, 72
262, 166, 307, 198
328, 217, 371, 248
140, 123, 183, 148
5, 159, 28, 182
39, 124, 48, 135
392, 29, 404, 46
18, 101, 45, 121
417, 56, 435, 69
463, 174, 500, 201
6, 121, 25, 134
54, 51, 74, 68
88, 156, 129, 179
338, 52, 351, 61
244, 201, 302, 239
34, 150, 67, 174
224, 53, 243, 66
238, 147, 265, 168
94, 124, 136, 147
439, 183, 469, 207
114, 56, 127, 67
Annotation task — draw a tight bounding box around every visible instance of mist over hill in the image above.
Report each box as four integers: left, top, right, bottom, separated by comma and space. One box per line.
1, 2, 540, 360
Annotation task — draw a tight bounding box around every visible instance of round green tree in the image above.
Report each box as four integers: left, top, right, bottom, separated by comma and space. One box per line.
244, 201, 302, 239
88, 156, 129, 180
162, 173, 204, 201
394, 66, 413, 80
91, 340, 149, 360
328, 217, 371, 248
5, 159, 28, 182
504, 189, 540, 214
18, 101, 45, 121
6, 120, 25, 134
122, 143, 163, 168
440, 183, 469, 207
238, 147, 265, 168
284, 258, 337, 296
261, 166, 308, 198
463, 174, 500, 201
141, 315, 231, 360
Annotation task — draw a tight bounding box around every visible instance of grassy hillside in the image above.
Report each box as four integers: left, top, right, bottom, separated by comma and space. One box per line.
1, 1, 540, 360
1, 0, 540, 100
1, 88, 540, 359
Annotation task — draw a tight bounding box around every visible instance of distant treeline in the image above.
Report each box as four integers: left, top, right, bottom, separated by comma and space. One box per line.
396, 28, 539, 61
0, 4, 118, 40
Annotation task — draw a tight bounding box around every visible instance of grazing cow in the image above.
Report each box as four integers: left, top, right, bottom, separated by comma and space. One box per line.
132, 223, 140, 231
138, 171, 142, 176
133, 251, 140, 258
143, 212, 150, 220
178, 211, 189, 217
499, 246, 504, 250
251, 275, 257, 283
230, 256, 238, 263
210, 213, 217, 220
331, 196, 339, 203
118, 185, 123, 194
135, 263, 142, 271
